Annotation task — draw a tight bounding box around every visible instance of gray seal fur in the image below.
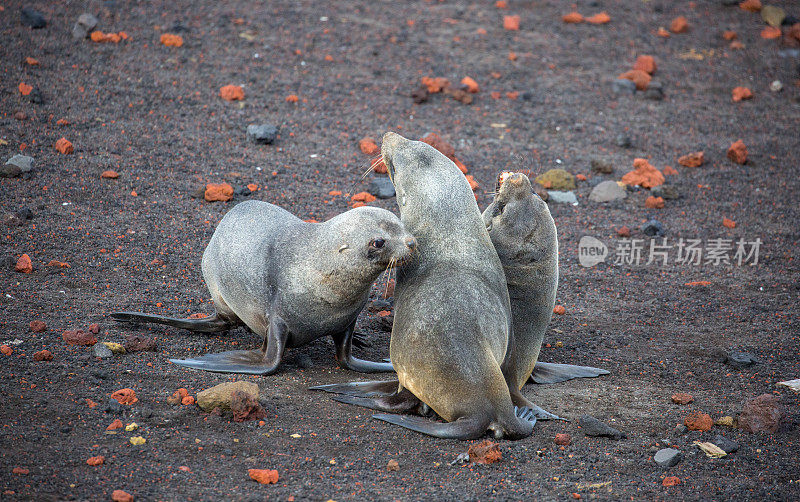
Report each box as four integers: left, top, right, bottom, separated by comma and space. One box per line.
112, 200, 416, 375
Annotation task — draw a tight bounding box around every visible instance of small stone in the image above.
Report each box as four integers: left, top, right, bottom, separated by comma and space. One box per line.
386, 459, 400, 471
62, 329, 97, 346
111, 490, 133, 502
196, 381, 260, 412
124, 334, 157, 352
732, 87, 753, 102
589, 181, 626, 203
110, 388, 138, 405
615, 134, 632, 148
72, 13, 98, 39
671, 393, 694, 405
547, 191, 578, 205
663, 476, 681, 487
651, 184, 679, 200
33, 349, 53, 361
616, 226, 631, 237
125, 422, 139, 432
554, 433, 571, 446
230, 390, 267, 422
5, 155, 34, 173
738, 393, 784, 433
468, 440, 502, 464
0, 164, 22, 178
103, 398, 123, 414
612, 78, 637, 95
684, 411, 713, 431
726, 352, 758, 369
248, 468, 279, 484
761, 5, 785, 27
578, 415, 626, 439
367, 177, 395, 199
715, 416, 736, 427
644, 81, 664, 100
645, 196, 665, 209
15, 254, 32, 273
93, 343, 113, 359
641, 219, 664, 237
129, 436, 146, 445
769, 80, 783, 92
590, 158, 614, 174
711, 435, 739, 453
727, 140, 748, 164
21, 7, 47, 28
204, 183, 234, 202
103, 342, 126, 354
654, 448, 682, 468
621, 158, 665, 188
247, 124, 278, 144
678, 151, 704, 167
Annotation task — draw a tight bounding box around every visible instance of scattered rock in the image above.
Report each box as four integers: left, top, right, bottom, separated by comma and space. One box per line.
62, 329, 97, 346
615, 134, 632, 148
591, 158, 614, 174
33, 349, 53, 361
231, 390, 267, 422
616, 226, 631, 237
738, 393, 784, 433
563, 12, 584, 23
220, 85, 244, 101
247, 124, 278, 145
678, 151, 704, 168
124, 334, 157, 352
103, 342, 126, 354
103, 399, 123, 415
633, 55, 656, 74
72, 13, 98, 39
641, 219, 665, 237
111, 490, 133, 502
94, 343, 113, 359
21, 7, 47, 28
621, 158, 665, 188
662, 476, 681, 487
535, 169, 576, 190
695, 441, 727, 458
654, 448, 682, 468
645, 196, 665, 209
107, 419, 123, 430
13, 467, 30, 475
731, 87, 753, 102
55, 138, 74, 155
460, 76, 479, 93
101, 170, 119, 179
715, 416, 736, 427
204, 183, 234, 202
727, 140, 747, 164
386, 459, 400, 471
554, 433, 571, 446
367, 177, 395, 199
547, 190, 578, 205
5, 154, 34, 174
777, 379, 800, 393
618, 70, 651, 90
248, 468, 279, 484
726, 351, 758, 369
684, 411, 713, 431
670, 16, 688, 33
761, 5, 785, 26
196, 381, 259, 412
651, 184, 679, 200
578, 415, 626, 439
671, 393, 694, 405
612, 78, 637, 95
468, 440, 502, 464
770, 80, 783, 92
712, 435, 739, 453
351, 191, 377, 203
503, 15, 520, 31
86, 455, 105, 466
586, 12, 611, 24
160, 33, 184, 47
589, 181, 626, 203
644, 81, 664, 100
739, 0, 761, 12
0, 164, 22, 178
129, 436, 146, 445
15, 254, 33, 273
110, 388, 138, 405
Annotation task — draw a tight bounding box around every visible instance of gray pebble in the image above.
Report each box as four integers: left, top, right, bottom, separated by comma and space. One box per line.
21, 7, 47, 28
72, 12, 98, 39
589, 180, 626, 203
712, 435, 738, 453
615, 134, 632, 148
5, 154, 34, 173
612, 79, 637, 95
247, 124, 278, 144
651, 184, 679, 200
93, 343, 113, 359
726, 352, 758, 369
367, 176, 395, 199
644, 82, 664, 101
654, 448, 682, 468
579, 415, 626, 439
641, 219, 664, 237
547, 190, 578, 205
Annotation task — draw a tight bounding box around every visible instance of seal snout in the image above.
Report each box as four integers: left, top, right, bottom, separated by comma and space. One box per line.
404, 237, 417, 252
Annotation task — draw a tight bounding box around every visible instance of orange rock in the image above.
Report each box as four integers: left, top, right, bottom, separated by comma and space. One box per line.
1, 345, 12, 356
723, 30, 737, 40
576, 174, 587, 181
219, 85, 244, 101
421, 77, 450, 93
90, 31, 122, 43
739, 0, 761, 13
554, 433, 571, 445
167, 388, 189, 405
30, 321, 46, 334
671, 393, 694, 405
19, 82, 33, 96
633, 55, 657, 75
727, 139, 747, 164
461, 76, 480, 93
160, 33, 184, 47
495, 0, 507, 8
468, 440, 502, 464
678, 151, 704, 167
586, 12, 611, 24
248, 468, 279, 484
621, 158, 665, 188
86, 456, 105, 466
33, 350, 53, 361
562, 12, 584, 23
684, 281, 712, 287
25, 57, 39, 66
107, 419, 123, 430
15, 254, 32, 273
181, 396, 195, 405
618, 69, 651, 90
506, 91, 519, 99
57, 118, 70, 126
359, 137, 379, 155
684, 411, 713, 431
553, 305, 566, 315
247, 183, 258, 192
101, 170, 119, 179
760, 26, 781, 39
110, 388, 138, 405
662, 165, 678, 176
111, 490, 133, 502
670, 16, 688, 34
723, 218, 736, 229
503, 15, 520, 31
465, 175, 479, 191
508, 51, 518, 61
90, 31, 104, 42
663, 476, 681, 487
55, 138, 74, 154
204, 183, 234, 202
490, 91, 501, 99
12, 467, 29, 475
729, 40, 745, 50
329, 190, 342, 196
645, 196, 665, 209
351, 192, 377, 203
732, 86, 753, 102
47, 260, 69, 268
616, 226, 631, 237
285, 94, 299, 103
351, 201, 365, 208
657, 27, 671, 37
420, 133, 456, 160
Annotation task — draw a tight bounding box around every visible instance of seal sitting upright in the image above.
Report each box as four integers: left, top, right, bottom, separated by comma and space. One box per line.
483, 172, 608, 399
112, 200, 416, 375
315, 132, 537, 440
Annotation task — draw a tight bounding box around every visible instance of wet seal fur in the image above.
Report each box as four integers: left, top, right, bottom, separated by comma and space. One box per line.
483, 172, 608, 409
112, 200, 416, 375
313, 133, 537, 440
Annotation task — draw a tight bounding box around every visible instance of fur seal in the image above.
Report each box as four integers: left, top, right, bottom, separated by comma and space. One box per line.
483, 172, 608, 400
112, 200, 416, 375
314, 132, 536, 440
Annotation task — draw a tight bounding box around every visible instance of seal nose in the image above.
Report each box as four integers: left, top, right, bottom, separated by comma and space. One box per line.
405, 237, 417, 251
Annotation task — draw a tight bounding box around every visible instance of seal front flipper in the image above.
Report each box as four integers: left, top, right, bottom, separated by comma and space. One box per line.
529, 362, 610, 385
509, 388, 566, 421
111, 311, 237, 333
332, 323, 394, 373
371, 414, 489, 440
309, 379, 399, 398
170, 316, 288, 375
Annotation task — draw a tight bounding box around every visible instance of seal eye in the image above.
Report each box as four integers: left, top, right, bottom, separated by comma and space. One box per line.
370, 239, 385, 249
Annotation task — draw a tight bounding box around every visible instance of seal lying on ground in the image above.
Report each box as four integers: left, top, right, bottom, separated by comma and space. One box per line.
112, 200, 416, 375
315, 132, 537, 440
483, 172, 608, 395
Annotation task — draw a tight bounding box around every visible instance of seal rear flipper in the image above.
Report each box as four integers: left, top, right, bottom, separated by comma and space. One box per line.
333, 323, 394, 373
509, 389, 566, 421
371, 414, 489, 440
529, 362, 610, 385
331, 390, 420, 414
110, 311, 236, 333
309, 379, 400, 397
